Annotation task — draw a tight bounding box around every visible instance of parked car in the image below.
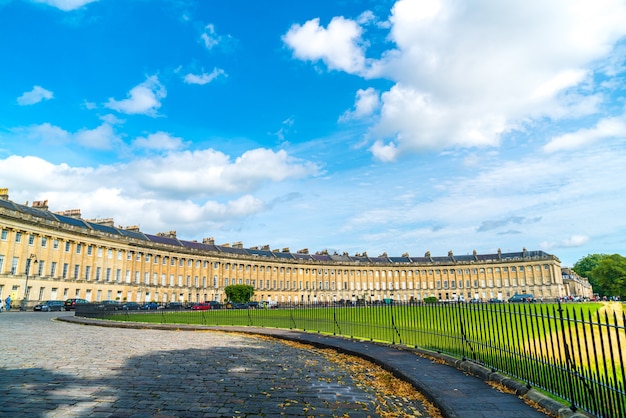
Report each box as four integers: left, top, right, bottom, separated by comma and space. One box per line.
141, 302, 160, 310
509, 293, 535, 303
165, 302, 183, 310
488, 298, 503, 303
208, 301, 222, 309
247, 301, 259, 309
64, 298, 90, 311
97, 300, 121, 310
34, 300, 65, 312
120, 302, 141, 310
225, 302, 248, 309
191, 303, 211, 310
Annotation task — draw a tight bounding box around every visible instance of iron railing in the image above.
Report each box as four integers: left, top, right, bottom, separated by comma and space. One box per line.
77, 301, 625, 417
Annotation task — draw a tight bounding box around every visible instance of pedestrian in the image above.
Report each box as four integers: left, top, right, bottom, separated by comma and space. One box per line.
0, 297, 4, 312
5, 295, 11, 311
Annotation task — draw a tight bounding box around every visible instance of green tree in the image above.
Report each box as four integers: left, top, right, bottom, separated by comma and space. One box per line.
592, 254, 626, 298
573, 253, 626, 297
572, 253, 606, 279
224, 285, 254, 303
572, 253, 607, 296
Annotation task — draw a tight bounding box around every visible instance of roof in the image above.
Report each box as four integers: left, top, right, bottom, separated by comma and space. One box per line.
0, 197, 557, 266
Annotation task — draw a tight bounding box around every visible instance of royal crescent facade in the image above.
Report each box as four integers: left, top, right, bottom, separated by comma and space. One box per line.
0, 189, 592, 308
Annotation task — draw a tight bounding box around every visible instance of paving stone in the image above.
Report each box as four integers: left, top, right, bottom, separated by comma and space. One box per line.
1, 312, 558, 417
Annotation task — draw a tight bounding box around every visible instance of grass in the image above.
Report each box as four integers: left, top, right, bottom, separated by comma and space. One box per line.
98, 301, 625, 415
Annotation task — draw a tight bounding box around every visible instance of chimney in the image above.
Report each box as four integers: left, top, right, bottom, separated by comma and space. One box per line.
32, 200, 49, 210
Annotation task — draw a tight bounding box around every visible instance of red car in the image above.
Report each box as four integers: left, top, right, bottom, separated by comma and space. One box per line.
191, 303, 211, 310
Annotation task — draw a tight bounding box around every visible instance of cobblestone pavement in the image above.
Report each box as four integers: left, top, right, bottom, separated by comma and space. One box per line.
0, 312, 435, 417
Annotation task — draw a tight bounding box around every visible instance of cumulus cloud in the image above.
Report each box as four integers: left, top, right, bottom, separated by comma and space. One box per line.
105, 76, 166, 116
0, 147, 319, 235
339, 87, 380, 121
132, 132, 187, 151
183, 68, 226, 85
17, 85, 53, 105
132, 148, 319, 197
283, 16, 368, 74
544, 116, 626, 152
541, 235, 590, 251
32, 0, 98, 11
285, 0, 626, 161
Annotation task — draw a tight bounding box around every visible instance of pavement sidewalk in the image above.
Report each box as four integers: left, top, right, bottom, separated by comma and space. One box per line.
59, 316, 591, 418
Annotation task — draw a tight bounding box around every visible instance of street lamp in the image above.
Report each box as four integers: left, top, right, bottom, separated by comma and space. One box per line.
20, 254, 38, 311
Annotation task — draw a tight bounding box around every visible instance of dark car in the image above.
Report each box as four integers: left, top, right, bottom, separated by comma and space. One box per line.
64, 298, 89, 311
509, 293, 535, 303
97, 300, 121, 310
120, 302, 141, 310
34, 300, 65, 312
165, 302, 183, 310
247, 301, 259, 309
141, 302, 160, 310
226, 302, 248, 309
488, 298, 503, 303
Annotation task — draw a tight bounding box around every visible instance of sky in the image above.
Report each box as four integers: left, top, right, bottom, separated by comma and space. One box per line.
1, 0, 625, 267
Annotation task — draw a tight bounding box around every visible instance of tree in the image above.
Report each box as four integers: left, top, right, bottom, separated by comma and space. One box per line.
572, 254, 607, 295
224, 285, 254, 303
592, 254, 626, 298
573, 253, 626, 298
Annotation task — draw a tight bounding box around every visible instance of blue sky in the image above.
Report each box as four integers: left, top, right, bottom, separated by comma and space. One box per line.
1, 0, 625, 267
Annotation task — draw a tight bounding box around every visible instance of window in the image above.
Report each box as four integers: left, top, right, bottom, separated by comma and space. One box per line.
87, 245, 93, 255
65, 242, 70, 252
62, 263, 69, 279
15, 232, 22, 243
51, 262, 57, 277
96, 267, 102, 281
28, 235, 35, 245
73, 264, 80, 278
53, 239, 59, 249
41, 237, 47, 247
76, 243, 82, 254
1, 229, 7, 240
85, 266, 91, 280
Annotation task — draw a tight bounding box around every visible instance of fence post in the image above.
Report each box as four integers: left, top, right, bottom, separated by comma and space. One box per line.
557, 301, 578, 412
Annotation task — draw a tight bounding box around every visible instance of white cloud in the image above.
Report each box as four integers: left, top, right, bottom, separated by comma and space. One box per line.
17, 85, 53, 105
132, 148, 319, 196
183, 68, 226, 85
16, 122, 121, 150
32, 0, 98, 11
544, 116, 626, 152
201, 24, 220, 49
283, 16, 367, 74
132, 132, 187, 151
75, 123, 121, 150
285, 0, 626, 161
339, 87, 380, 121
0, 146, 319, 236
105, 75, 166, 116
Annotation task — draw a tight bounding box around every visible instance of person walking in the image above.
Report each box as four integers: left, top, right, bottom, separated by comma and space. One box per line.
0, 297, 4, 312
5, 295, 11, 311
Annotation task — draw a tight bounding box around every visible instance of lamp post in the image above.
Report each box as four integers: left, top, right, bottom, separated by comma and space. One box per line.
20, 254, 38, 311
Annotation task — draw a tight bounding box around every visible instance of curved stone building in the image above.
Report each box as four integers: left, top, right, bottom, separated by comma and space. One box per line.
0, 189, 589, 309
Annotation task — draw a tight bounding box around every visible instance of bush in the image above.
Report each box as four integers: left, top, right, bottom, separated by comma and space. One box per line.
424, 296, 438, 304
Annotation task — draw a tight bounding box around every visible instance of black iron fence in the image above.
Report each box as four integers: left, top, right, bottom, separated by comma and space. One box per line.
77, 301, 625, 417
